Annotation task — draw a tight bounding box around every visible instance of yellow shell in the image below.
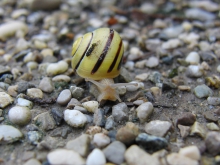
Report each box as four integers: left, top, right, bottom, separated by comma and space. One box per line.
71, 28, 124, 80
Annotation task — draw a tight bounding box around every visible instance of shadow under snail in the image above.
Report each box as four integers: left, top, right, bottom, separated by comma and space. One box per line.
71, 28, 137, 102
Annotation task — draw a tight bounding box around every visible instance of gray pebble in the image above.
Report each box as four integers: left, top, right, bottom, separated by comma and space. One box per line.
38, 77, 54, 93
34, 112, 56, 131
161, 26, 183, 39
194, 84, 213, 98
57, 89, 72, 105
27, 131, 42, 145
112, 102, 128, 123
205, 131, 220, 156
203, 111, 218, 122
105, 116, 115, 130
145, 56, 159, 68
207, 97, 220, 106
51, 107, 63, 125
86, 148, 106, 165
178, 125, 190, 138
93, 133, 110, 148
66, 98, 81, 109
93, 109, 105, 127
185, 8, 216, 21
200, 51, 217, 63
70, 86, 84, 99
0, 125, 23, 143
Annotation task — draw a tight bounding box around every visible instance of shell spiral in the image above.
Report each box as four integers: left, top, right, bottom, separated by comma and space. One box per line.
71, 28, 124, 80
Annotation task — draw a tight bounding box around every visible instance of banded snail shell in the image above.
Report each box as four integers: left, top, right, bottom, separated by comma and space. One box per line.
71, 28, 124, 80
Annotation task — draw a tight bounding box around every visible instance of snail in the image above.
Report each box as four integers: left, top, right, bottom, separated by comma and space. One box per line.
71, 28, 137, 102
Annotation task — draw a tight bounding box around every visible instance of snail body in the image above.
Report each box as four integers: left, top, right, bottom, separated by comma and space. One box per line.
71, 28, 136, 102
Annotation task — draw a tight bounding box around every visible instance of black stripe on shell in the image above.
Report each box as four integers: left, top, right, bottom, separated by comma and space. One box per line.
91, 29, 114, 74
107, 39, 122, 73
86, 43, 97, 57
75, 32, 93, 70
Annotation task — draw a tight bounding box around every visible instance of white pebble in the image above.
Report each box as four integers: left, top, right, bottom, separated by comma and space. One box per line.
136, 102, 154, 123
17, 98, 33, 109
82, 101, 99, 113
86, 148, 106, 165
27, 88, 43, 99
26, 61, 38, 72
0, 125, 23, 143
162, 39, 181, 49
126, 81, 144, 92
128, 47, 143, 60
187, 65, 203, 77
179, 146, 201, 161
8, 106, 31, 126
124, 61, 134, 70
40, 48, 53, 57
52, 75, 71, 82
46, 60, 68, 76
185, 52, 200, 64
24, 52, 34, 63
64, 110, 87, 128
93, 133, 110, 148
217, 65, 220, 73
145, 56, 159, 68
89, 18, 103, 28
0, 92, 14, 108
57, 89, 72, 105
135, 73, 149, 81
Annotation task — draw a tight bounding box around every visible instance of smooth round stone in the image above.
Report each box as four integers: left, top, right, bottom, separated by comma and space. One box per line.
194, 84, 213, 98
46, 60, 68, 76
179, 32, 200, 44
145, 120, 172, 137
23, 158, 41, 165
88, 18, 103, 28
128, 47, 143, 61
52, 75, 71, 82
57, 89, 72, 105
34, 40, 47, 49
207, 123, 219, 131
8, 106, 31, 126
161, 26, 183, 39
82, 101, 99, 113
93, 133, 110, 148
38, 77, 54, 93
185, 52, 200, 64
86, 148, 106, 165
47, 149, 85, 165
136, 102, 154, 123
135, 73, 149, 81
0, 92, 14, 108
145, 56, 159, 68
189, 1, 219, 12
162, 38, 181, 49
140, 2, 157, 14
205, 132, 220, 156
207, 97, 220, 106
23, 52, 35, 63
64, 110, 87, 128
27, 62, 38, 71
17, 97, 33, 109
185, 8, 216, 21
40, 48, 53, 57
176, 112, 196, 126
70, 86, 84, 99
199, 41, 211, 51
182, 21, 193, 31
0, 125, 23, 143
124, 61, 134, 70
153, 19, 167, 29
11, 9, 29, 19
217, 65, 220, 73
179, 146, 201, 161
27, 88, 43, 99
112, 102, 128, 123
167, 153, 199, 165
187, 65, 204, 77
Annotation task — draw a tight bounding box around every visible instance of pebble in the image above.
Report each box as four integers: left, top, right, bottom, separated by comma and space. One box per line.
145, 56, 159, 68
8, 106, 31, 126
207, 122, 219, 131
136, 133, 168, 152
46, 60, 68, 76
93, 133, 110, 148
112, 102, 128, 123
200, 51, 217, 63
176, 112, 196, 126
74, 106, 87, 113
66, 134, 90, 157
185, 8, 216, 21
178, 85, 191, 91
38, 77, 54, 93
27, 131, 42, 145
189, 1, 219, 12
186, 65, 204, 78
57, 89, 72, 105
125, 145, 160, 165
103, 141, 126, 164
27, 62, 38, 72
207, 97, 220, 106
140, 2, 157, 14
7, 85, 18, 97
27, 88, 43, 99
126, 81, 144, 92
145, 120, 172, 137
40, 48, 53, 57
52, 75, 71, 82
0, 21, 28, 41
15, 38, 29, 53
82, 101, 99, 113
135, 73, 149, 81
217, 65, 220, 73
167, 153, 199, 165
182, 21, 193, 31
185, 52, 200, 64
136, 102, 154, 123
193, 84, 213, 98
199, 41, 211, 51
124, 61, 134, 70
11, 8, 29, 19
86, 148, 106, 165
67, 98, 81, 109
0, 125, 23, 143
116, 122, 139, 145
205, 131, 220, 156
179, 145, 201, 161
128, 47, 144, 61
23, 158, 41, 165
0, 92, 14, 108
17, 81, 34, 93
190, 121, 206, 139
89, 18, 103, 28
64, 109, 87, 128
47, 149, 85, 165
178, 124, 190, 138
34, 112, 56, 131
161, 38, 181, 49
93, 108, 105, 127
105, 116, 115, 130
161, 26, 183, 39
70, 86, 84, 99
203, 111, 218, 122
153, 19, 167, 29
51, 107, 64, 126
34, 40, 47, 49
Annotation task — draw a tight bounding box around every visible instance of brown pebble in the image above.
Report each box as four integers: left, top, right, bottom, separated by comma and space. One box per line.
176, 112, 196, 126
203, 111, 218, 122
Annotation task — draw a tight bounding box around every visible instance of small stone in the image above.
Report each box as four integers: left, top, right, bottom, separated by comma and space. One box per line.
145, 120, 172, 137
15, 38, 29, 53
40, 48, 53, 57
27, 62, 38, 72
140, 2, 157, 14
74, 106, 87, 113
116, 122, 139, 145
57, 89, 72, 106
217, 65, 220, 73
38, 77, 54, 93
207, 122, 219, 131
105, 116, 115, 130
125, 145, 160, 165
167, 153, 199, 165
93, 133, 110, 148
70, 86, 84, 99
52, 75, 71, 82
67, 98, 81, 109
128, 47, 144, 61
126, 81, 144, 92
162, 38, 181, 49
136, 133, 168, 152
178, 85, 191, 91
185, 52, 200, 64
82, 101, 99, 113
7, 85, 18, 97
199, 41, 211, 51
200, 51, 217, 63
23, 158, 41, 165
103, 141, 126, 164
136, 102, 154, 123
66, 134, 90, 157
8, 106, 31, 126
179, 145, 201, 161
47, 149, 85, 165
0, 92, 14, 108
176, 112, 196, 126
190, 121, 206, 138
203, 111, 218, 122
189, 1, 219, 12
86, 148, 106, 165
93, 108, 105, 127
51, 107, 63, 126
85, 126, 102, 136
194, 84, 213, 98
207, 97, 220, 106
89, 18, 103, 28
112, 102, 128, 123
178, 125, 190, 138
145, 56, 159, 68
34, 40, 47, 49
46, 60, 68, 76
27, 131, 42, 145
187, 65, 204, 78
0, 125, 23, 143
135, 73, 149, 81
161, 26, 183, 39
64, 109, 87, 128
185, 8, 215, 21
34, 112, 56, 131
22, 151, 36, 161
205, 131, 220, 156
27, 88, 43, 99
